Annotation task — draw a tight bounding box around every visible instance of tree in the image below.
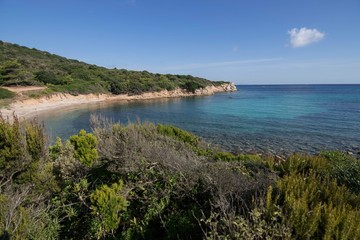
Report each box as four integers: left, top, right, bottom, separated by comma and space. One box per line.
0, 60, 32, 86
35, 70, 62, 85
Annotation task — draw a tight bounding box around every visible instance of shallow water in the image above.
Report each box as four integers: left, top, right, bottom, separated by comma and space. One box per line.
38, 85, 360, 155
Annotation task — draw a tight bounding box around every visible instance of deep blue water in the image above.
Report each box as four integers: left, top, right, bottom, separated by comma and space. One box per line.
38, 85, 360, 155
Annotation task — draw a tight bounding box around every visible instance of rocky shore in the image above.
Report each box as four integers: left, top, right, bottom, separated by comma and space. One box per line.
0, 83, 236, 121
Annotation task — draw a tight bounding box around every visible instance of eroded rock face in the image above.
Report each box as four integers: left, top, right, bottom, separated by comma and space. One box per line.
211, 82, 237, 93
222, 82, 237, 92
193, 83, 237, 95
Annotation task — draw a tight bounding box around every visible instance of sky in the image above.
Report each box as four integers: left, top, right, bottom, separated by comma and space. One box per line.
1, 0, 360, 84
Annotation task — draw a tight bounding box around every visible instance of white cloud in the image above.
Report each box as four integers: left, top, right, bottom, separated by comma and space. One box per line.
288, 27, 325, 48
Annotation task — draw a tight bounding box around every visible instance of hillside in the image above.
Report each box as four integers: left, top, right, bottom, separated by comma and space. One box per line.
0, 41, 227, 96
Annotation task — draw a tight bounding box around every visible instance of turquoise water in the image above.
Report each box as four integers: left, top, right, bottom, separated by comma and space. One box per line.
39, 85, 360, 155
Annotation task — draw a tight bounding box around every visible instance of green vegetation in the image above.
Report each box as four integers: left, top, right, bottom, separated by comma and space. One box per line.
1, 115, 359, 239
70, 129, 98, 167
0, 87, 15, 99
0, 41, 226, 96
90, 180, 128, 238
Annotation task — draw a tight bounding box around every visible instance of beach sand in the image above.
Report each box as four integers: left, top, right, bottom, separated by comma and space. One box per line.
0, 83, 236, 122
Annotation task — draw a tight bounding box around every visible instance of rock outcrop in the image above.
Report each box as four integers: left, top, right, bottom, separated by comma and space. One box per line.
194, 83, 237, 95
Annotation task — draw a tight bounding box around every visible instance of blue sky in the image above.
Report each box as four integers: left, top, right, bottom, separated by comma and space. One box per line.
1, 0, 360, 84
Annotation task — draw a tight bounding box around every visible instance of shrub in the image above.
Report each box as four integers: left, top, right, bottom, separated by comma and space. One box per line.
164, 207, 203, 240
204, 205, 292, 240
24, 119, 47, 161
269, 172, 360, 239
182, 81, 205, 93
50, 80, 107, 95
0, 87, 15, 99
0, 117, 59, 239
0, 116, 51, 184
69, 129, 98, 167
110, 81, 129, 94
273, 153, 328, 177
50, 137, 89, 181
0, 189, 60, 239
35, 70, 62, 85
90, 180, 128, 238
157, 124, 200, 147
273, 152, 360, 194
320, 151, 360, 194
0, 116, 26, 178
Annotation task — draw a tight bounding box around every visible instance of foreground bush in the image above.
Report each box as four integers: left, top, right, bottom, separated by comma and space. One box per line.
270, 173, 360, 239
0, 115, 359, 239
0, 115, 58, 239
320, 151, 360, 194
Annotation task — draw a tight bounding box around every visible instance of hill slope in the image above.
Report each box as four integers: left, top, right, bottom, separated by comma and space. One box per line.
0, 41, 227, 95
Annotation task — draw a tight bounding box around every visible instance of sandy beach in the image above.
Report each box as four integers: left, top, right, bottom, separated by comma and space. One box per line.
0, 83, 236, 121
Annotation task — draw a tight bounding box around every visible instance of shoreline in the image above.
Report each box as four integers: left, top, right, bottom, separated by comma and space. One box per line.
0, 83, 236, 122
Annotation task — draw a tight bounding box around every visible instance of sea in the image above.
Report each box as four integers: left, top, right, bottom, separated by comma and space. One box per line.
38, 84, 360, 155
